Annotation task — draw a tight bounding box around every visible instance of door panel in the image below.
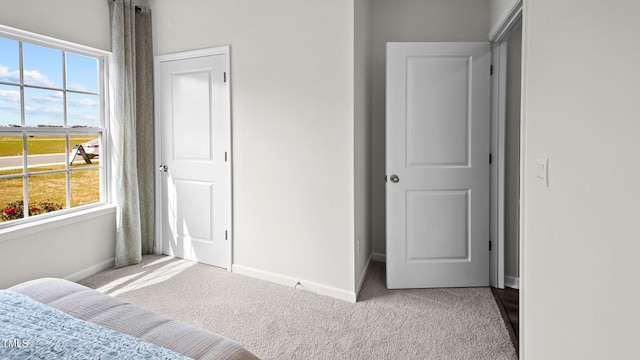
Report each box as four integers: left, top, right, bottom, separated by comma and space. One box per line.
158, 51, 230, 269
387, 42, 490, 289
406, 190, 469, 261
406, 56, 470, 167
172, 70, 213, 160
174, 179, 213, 241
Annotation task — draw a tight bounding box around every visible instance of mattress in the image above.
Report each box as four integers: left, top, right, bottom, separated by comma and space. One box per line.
8, 278, 259, 360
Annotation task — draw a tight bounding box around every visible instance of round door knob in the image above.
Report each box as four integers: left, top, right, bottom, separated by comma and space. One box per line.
390, 174, 399, 183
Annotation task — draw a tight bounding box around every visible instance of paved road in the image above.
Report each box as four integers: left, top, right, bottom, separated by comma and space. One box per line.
0, 153, 85, 169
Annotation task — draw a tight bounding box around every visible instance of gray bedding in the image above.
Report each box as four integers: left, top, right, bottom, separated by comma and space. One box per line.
8, 278, 259, 360
0, 290, 191, 359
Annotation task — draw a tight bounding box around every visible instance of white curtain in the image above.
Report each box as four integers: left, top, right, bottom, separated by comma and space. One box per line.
109, 0, 155, 267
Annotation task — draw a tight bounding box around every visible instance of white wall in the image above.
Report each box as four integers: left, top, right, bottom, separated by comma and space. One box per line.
0, 0, 116, 289
370, 0, 490, 259
0, 208, 116, 289
521, 1, 640, 358
150, 0, 358, 300
354, 0, 373, 294
0, 0, 110, 51
505, 26, 521, 280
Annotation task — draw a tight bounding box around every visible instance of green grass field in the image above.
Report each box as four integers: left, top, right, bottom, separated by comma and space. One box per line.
0, 135, 97, 157
0, 135, 101, 221
0, 165, 101, 222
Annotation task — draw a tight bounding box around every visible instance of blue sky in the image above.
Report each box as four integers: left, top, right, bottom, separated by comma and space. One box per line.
0, 37, 100, 127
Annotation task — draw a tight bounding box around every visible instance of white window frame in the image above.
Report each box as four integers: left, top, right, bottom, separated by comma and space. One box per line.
0, 24, 112, 228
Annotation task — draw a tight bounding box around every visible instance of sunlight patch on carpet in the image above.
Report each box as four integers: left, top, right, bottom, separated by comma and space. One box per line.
99, 259, 196, 297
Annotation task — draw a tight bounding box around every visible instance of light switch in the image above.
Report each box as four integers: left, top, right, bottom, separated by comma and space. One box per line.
536, 157, 549, 187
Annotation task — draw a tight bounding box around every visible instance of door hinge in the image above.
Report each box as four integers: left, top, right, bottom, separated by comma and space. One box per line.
225, 151, 228, 162
489, 153, 493, 164
225, 230, 228, 240
223, 72, 227, 83
490, 65, 494, 76
385, 175, 387, 183
489, 240, 492, 251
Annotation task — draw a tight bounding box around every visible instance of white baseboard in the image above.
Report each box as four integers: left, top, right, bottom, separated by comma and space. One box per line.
65, 258, 115, 283
372, 252, 386, 263
505, 275, 520, 289
355, 254, 372, 299
232, 264, 358, 303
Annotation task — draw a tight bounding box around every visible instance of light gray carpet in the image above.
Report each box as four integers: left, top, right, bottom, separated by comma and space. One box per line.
79, 255, 517, 360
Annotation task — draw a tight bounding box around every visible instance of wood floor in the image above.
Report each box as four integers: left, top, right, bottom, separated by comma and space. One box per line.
492, 287, 519, 356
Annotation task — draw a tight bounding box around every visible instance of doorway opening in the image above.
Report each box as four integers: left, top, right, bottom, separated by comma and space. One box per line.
489, 0, 522, 354
500, 23, 522, 354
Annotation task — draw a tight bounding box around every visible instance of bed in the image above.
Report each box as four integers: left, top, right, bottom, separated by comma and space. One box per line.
3, 278, 259, 360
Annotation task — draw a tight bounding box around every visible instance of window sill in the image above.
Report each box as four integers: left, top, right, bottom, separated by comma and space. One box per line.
0, 204, 117, 242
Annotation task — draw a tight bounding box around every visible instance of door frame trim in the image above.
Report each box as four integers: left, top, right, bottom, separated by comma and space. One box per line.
489, 0, 523, 42
153, 46, 233, 270
488, 1, 522, 289
490, 41, 508, 289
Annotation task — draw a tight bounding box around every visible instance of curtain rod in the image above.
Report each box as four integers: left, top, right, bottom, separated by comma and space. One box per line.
111, 1, 143, 14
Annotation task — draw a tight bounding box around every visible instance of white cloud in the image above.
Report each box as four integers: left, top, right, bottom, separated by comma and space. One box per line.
0, 103, 20, 112
43, 107, 63, 114
0, 64, 55, 87
0, 89, 21, 103
0, 65, 20, 82
69, 97, 98, 107
24, 92, 64, 120
30, 94, 63, 104
68, 83, 88, 92
23, 69, 54, 87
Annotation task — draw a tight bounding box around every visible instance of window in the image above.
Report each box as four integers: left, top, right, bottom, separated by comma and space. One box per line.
0, 27, 110, 225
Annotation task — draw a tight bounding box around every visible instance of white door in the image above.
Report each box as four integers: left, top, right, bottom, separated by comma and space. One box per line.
386, 42, 491, 288
156, 48, 231, 269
